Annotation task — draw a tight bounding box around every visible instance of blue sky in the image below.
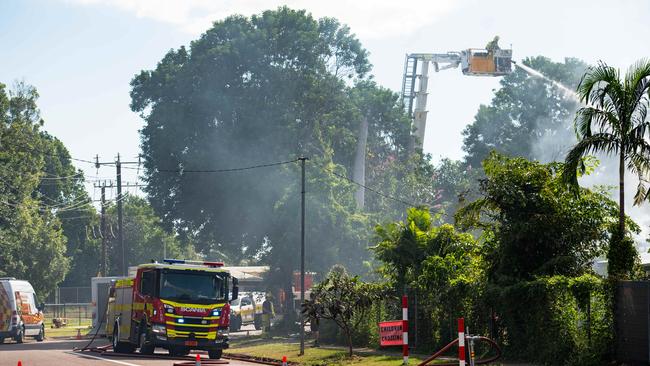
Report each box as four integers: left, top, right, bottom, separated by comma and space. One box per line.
1, 0, 650, 237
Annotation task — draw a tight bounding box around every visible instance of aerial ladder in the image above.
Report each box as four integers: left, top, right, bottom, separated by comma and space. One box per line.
401, 40, 513, 150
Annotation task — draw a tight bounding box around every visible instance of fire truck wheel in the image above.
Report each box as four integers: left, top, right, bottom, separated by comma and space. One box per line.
112, 323, 135, 354
208, 349, 223, 359
139, 328, 155, 355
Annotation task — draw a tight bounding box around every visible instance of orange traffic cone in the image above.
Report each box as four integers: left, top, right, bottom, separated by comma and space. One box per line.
195, 353, 201, 366
76, 328, 81, 340
282, 355, 287, 366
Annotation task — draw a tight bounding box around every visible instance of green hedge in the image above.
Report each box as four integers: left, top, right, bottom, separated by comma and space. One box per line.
490, 274, 611, 365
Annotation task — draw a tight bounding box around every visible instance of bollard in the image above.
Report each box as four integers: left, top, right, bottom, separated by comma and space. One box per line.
402, 295, 408, 365
76, 328, 82, 340
458, 318, 465, 366
282, 355, 287, 366
17, 361, 22, 366
195, 354, 201, 366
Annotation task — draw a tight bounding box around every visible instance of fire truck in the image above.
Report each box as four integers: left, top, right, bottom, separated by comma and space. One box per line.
106, 259, 238, 359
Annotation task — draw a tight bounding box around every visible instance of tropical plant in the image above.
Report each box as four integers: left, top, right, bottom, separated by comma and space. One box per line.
562, 59, 650, 278
301, 265, 379, 356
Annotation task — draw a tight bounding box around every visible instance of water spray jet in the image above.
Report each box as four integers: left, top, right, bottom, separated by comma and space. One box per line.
513, 61, 582, 103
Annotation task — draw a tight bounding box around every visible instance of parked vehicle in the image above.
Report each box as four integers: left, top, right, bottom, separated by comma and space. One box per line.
0, 278, 45, 344
229, 292, 263, 331
106, 259, 238, 359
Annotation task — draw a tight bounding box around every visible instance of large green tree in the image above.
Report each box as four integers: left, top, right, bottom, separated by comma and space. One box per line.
129, 8, 426, 297
457, 152, 632, 283
130, 8, 371, 259
462, 57, 588, 168
0, 82, 71, 297
562, 60, 650, 278
456, 153, 633, 364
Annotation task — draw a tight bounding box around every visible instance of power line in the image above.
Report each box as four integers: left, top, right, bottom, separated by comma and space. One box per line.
320, 164, 436, 210
154, 159, 300, 173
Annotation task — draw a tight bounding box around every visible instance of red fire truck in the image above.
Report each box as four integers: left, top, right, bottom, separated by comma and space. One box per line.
106, 259, 238, 359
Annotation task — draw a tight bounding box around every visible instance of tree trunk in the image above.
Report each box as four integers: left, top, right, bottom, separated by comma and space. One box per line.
619, 148, 625, 235
352, 115, 368, 210
346, 329, 353, 357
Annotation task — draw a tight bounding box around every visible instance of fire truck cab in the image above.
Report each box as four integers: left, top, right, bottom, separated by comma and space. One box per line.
106, 259, 238, 359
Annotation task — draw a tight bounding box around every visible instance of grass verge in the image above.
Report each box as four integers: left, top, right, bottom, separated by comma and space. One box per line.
227, 339, 430, 366
45, 319, 92, 338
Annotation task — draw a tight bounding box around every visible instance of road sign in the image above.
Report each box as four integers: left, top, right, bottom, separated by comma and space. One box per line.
379, 320, 404, 346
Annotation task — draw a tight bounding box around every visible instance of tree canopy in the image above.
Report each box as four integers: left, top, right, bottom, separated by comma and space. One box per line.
0, 82, 79, 296
462, 57, 588, 167
129, 8, 433, 286
456, 152, 632, 283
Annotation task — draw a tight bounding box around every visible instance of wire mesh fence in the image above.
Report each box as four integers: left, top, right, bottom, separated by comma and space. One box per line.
43, 303, 92, 327
46, 286, 91, 304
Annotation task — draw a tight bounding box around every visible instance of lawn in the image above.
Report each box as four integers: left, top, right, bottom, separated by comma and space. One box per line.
44, 319, 92, 338
226, 340, 431, 366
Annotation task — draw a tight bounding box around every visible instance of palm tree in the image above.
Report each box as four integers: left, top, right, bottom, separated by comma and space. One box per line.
563, 59, 650, 274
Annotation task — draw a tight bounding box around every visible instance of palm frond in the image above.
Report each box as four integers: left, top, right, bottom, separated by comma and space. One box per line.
578, 62, 623, 107
562, 133, 620, 188
574, 106, 620, 139
625, 58, 650, 103
626, 151, 650, 205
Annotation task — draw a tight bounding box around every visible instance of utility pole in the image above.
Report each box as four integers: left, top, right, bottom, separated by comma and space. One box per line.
95, 154, 141, 277
298, 156, 308, 356
116, 154, 125, 276
100, 182, 108, 277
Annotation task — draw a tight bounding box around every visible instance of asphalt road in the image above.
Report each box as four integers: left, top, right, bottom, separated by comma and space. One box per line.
0, 337, 263, 366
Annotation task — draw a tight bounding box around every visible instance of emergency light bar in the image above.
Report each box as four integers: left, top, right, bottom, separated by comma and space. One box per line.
163, 259, 224, 267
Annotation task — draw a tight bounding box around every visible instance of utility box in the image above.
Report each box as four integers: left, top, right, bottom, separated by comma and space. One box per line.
90, 276, 120, 335
616, 281, 650, 365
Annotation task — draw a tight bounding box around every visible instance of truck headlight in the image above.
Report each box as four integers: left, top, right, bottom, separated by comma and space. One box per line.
212, 308, 222, 317
152, 324, 166, 334
164, 304, 175, 314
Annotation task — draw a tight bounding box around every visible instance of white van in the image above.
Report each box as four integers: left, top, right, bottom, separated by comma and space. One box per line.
0, 278, 45, 343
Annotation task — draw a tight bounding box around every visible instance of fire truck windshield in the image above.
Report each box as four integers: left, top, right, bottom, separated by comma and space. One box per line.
159, 270, 227, 304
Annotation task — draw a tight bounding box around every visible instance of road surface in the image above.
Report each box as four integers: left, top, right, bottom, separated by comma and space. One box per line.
0, 337, 262, 366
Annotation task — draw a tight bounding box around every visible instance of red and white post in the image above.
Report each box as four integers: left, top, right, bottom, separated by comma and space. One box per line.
458, 318, 466, 366
402, 295, 409, 365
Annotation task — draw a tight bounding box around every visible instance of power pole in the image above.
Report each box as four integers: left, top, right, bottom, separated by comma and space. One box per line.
298, 156, 308, 356
95, 154, 141, 277
100, 183, 107, 277
116, 154, 125, 276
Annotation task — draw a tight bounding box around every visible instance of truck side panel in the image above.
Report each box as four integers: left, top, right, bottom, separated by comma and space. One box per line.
114, 279, 134, 342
